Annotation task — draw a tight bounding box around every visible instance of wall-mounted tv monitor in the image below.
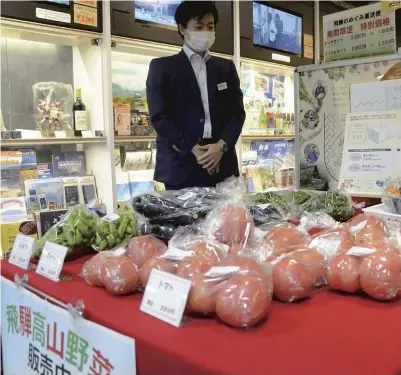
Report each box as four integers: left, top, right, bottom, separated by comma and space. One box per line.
135, 1, 181, 29
253, 2, 302, 55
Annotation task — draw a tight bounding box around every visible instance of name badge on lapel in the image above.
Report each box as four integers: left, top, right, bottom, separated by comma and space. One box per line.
217, 82, 228, 91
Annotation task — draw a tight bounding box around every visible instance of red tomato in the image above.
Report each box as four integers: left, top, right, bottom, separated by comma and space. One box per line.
324, 227, 353, 244
359, 251, 401, 301
290, 249, 325, 284
187, 275, 221, 314
188, 240, 224, 264
349, 214, 386, 232
273, 258, 314, 302
364, 239, 400, 254
326, 254, 361, 293
100, 256, 139, 296
82, 254, 104, 287
220, 256, 270, 282
264, 225, 304, 253
213, 205, 254, 246
338, 239, 355, 254
228, 243, 246, 256
126, 235, 167, 268
216, 276, 272, 328
139, 256, 176, 287
176, 257, 214, 279
355, 226, 388, 245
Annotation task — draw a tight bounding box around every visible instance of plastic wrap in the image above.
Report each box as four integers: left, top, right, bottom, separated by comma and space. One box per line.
382, 177, 401, 214
203, 178, 255, 247
249, 203, 286, 226
326, 254, 361, 293
92, 211, 137, 251
299, 211, 337, 235
359, 251, 401, 301
348, 214, 389, 245
34, 205, 98, 258
32, 82, 73, 136
254, 191, 287, 211
126, 235, 167, 268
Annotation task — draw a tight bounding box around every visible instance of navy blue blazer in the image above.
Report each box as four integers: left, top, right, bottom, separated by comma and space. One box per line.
146, 50, 245, 187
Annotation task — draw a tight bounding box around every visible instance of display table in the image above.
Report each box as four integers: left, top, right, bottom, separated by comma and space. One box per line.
2, 257, 400, 375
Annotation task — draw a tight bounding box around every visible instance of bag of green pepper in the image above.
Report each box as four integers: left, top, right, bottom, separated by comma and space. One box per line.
34, 205, 98, 258
93, 211, 137, 251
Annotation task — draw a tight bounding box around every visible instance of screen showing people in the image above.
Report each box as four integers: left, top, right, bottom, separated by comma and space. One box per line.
135, 1, 182, 28
253, 2, 302, 55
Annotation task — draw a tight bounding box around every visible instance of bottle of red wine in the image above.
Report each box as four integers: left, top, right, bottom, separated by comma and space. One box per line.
73, 88, 88, 136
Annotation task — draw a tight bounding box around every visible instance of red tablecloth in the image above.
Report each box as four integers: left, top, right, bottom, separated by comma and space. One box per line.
2, 257, 401, 375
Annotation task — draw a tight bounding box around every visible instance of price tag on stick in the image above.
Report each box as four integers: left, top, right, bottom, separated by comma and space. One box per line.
140, 269, 191, 327
8, 234, 35, 270
36, 242, 68, 282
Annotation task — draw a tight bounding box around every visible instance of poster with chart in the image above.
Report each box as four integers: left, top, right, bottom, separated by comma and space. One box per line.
338, 111, 401, 196
298, 58, 401, 189
350, 79, 401, 112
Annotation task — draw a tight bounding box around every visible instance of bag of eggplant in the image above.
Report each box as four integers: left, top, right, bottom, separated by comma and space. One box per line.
132, 187, 225, 240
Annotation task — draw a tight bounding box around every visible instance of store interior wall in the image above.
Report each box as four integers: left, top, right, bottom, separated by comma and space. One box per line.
0, 39, 73, 131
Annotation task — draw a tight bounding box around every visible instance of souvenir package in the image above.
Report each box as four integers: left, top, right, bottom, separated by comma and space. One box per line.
79, 176, 97, 205
52, 151, 87, 178
92, 212, 137, 252
62, 177, 80, 207
34, 205, 98, 258
34, 209, 68, 238
24, 178, 65, 213
33, 82, 73, 136
382, 177, 401, 214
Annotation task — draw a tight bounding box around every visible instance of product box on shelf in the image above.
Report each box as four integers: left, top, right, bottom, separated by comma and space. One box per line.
128, 170, 155, 197
0, 217, 37, 257
34, 209, 68, 238
52, 151, 87, 177
0, 197, 27, 221
79, 175, 97, 204
116, 172, 131, 201
115, 106, 131, 136
37, 163, 53, 179
24, 178, 65, 212
62, 177, 80, 207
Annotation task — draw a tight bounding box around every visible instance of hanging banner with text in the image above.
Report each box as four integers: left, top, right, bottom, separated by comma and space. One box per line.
323, 3, 396, 62
338, 110, 401, 196
1, 277, 136, 375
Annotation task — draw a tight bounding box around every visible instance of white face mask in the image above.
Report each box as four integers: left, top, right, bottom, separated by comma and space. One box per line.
185, 30, 215, 53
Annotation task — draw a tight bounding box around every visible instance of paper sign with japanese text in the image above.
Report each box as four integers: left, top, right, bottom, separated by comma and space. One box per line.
36, 242, 68, 282
1, 277, 136, 375
338, 110, 401, 196
381, 1, 401, 13
74, 3, 97, 27
74, 0, 97, 8
323, 3, 396, 62
140, 269, 191, 327
8, 234, 35, 270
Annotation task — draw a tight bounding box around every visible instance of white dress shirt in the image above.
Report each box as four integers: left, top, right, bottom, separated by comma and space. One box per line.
183, 45, 212, 139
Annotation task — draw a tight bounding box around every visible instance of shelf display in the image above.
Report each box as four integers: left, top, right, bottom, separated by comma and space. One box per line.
241, 59, 295, 136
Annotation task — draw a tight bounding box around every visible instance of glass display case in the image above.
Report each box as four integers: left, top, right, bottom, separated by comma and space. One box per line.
0, 18, 115, 227
240, 58, 295, 192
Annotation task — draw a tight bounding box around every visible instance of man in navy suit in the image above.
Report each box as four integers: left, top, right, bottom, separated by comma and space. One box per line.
146, 1, 245, 189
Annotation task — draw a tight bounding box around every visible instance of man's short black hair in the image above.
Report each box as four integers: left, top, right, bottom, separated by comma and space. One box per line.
175, 1, 219, 38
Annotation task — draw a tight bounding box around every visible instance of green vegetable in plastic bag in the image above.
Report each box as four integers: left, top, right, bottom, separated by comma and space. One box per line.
92, 211, 137, 251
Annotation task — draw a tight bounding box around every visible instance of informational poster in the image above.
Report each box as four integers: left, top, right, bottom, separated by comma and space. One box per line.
323, 3, 396, 62
350, 79, 401, 112
338, 111, 401, 195
381, 0, 401, 13
298, 58, 401, 189
1, 277, 136, 375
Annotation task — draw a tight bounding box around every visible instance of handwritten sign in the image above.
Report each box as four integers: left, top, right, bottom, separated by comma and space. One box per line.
74, 0, 97, 7
36, 242, 68, 282
74, 4, 97, 27
140, 269, 191, 327
8, 234, 35, 270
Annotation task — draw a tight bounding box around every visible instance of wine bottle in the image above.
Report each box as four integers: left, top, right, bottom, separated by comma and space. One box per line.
73, 88, 88, 136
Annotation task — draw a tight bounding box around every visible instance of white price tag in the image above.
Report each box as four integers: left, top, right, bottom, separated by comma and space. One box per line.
101, 213, 120, 222
160, 247, 194, 261
8, 234, 35, 270
54, 131, 67, 138
204, 266, 240, 278
140, 269, 191, 327
81, 130, 94, 138
346, 246, 376, 257
36, 242, 68, 282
